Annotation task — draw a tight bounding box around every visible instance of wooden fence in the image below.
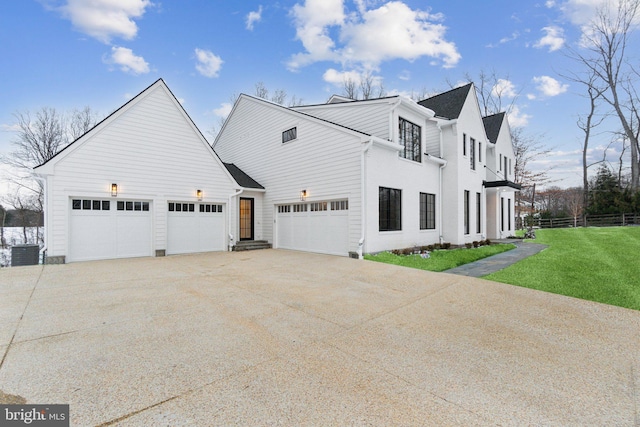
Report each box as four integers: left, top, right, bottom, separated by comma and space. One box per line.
519, 213, 640, 229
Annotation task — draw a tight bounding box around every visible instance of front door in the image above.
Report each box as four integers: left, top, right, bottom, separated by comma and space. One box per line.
239, 197, 254, 241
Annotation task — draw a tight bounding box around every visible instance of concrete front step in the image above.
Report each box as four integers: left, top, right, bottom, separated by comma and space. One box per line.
233, 240, 272, 251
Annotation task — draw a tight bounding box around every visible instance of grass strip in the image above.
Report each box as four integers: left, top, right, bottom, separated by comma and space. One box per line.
364, 243, 515, 272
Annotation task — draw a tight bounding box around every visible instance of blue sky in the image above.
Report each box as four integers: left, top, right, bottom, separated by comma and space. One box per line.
0, 0, 632, 192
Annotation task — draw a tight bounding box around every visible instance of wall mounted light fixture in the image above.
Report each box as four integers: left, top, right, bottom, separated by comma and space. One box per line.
196, 189, 203, 200
111, 183, 118, 197
300, 189, 307, 201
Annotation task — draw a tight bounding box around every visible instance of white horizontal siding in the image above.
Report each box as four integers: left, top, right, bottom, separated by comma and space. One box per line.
216, 97, 363, 254
46, 83, 235, 258
294, 102, 391, 140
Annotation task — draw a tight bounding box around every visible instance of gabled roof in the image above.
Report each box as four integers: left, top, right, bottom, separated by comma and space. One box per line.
482, 112, 505, 144
417, 83, 473, 120
223, 163, 264, 189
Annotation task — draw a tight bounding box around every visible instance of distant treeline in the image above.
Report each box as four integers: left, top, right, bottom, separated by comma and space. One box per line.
1, 209, 44, 228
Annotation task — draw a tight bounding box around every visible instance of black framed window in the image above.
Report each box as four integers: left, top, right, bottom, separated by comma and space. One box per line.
479, 142, 482, 163
464, 190, 470, 235
501, 197, 505, 232
508, 199, 512, 230
282, 127, 297, 143
399, 118, 421, 162
476, 192, 482, 233
379, 187, 402, 231
463, 133, 467, 156
470, 137, 476, 170
420, 193, 436, 230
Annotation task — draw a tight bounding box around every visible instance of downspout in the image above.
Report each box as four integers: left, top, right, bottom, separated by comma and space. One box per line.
436, 123, 447, 244
228, 188, 244, 251
358, 138, 374, 259
388, 98, 402, 141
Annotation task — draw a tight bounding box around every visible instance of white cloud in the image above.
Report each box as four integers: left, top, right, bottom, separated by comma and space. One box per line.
545, 0, 556, 7
288, 0, 460, 70
533, 75, 568, 97
106, 46, 149, 74
398, 70, 411, 81
246, 5, 263, 30
533, 26, 565, 52
58, 0, 152, 44
0, 123, 20, 132
507, 105, 532, 127
194, 48, 223, 78
491, 79, 518, 99
213, 102, 233, 119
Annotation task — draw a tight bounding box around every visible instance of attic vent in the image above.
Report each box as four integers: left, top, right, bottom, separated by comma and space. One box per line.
282, 127, 297, 143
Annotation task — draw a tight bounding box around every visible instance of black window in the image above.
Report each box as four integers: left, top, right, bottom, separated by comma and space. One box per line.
142, 202, 149, 211
420, 193, 436, 230
379, 187, 402, 231
476, 192, 482, 233
83, 200, 91, 210
282, 127, 297, 143
470, 137, 476, 170
126, 201, 133, 211
501, 197, 505, 232
399, 117, 421, 162
176, 203, 182, 212
92, 200, 101, 210
478, 142, 482, 163
463, 133, 467, 156
168, 202, 174, 212
118, 201, 125, 211
134, 201, 142, 211
508, 199, 512, 230
464, 190, 470, 235
72, 199, 81, 210
102, 201, 110, 211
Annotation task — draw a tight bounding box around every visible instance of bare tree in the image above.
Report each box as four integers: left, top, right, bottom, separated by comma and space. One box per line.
565, 187, 584, 227
1, 106, 100, 241
342, 71, 385, 100
69, 106, 100, 141
342, 77, 358, 100
568, 0, 640, 189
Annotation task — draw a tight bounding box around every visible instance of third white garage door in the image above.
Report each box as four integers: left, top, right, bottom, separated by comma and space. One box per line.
276, 200, 349, 256
167, 202, 226, 255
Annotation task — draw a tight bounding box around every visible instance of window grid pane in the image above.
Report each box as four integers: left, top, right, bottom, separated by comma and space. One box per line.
399, 118, 421, 162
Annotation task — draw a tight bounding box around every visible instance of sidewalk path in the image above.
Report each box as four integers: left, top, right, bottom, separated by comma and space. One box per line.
445, 240, 547, 277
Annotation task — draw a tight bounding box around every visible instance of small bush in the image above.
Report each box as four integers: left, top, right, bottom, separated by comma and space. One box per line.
442, 242, 451, 249
472, 240, 479, 248
465, 243, 473, 249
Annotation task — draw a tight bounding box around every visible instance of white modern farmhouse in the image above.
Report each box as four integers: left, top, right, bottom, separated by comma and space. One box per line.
35, 79, 518, 263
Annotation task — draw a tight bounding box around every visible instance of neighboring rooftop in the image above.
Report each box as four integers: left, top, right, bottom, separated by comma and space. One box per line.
482, 112, 505, 144
418, 83, 473, 120
223, 163, 264, 189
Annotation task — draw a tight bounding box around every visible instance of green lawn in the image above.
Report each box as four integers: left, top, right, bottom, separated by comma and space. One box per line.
365, 244, 515, 272
485, 227, 640, 310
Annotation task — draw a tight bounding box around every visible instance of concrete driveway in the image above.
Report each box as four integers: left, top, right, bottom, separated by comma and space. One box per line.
1, 250, 638, 426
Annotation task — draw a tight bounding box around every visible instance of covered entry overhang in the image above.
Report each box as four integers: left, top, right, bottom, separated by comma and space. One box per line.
483, 180, 522, 191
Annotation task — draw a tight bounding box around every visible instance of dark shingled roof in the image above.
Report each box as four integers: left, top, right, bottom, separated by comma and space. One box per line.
482, 112, 505, 144
418, 83, 473, 119
223, 163, 264, 189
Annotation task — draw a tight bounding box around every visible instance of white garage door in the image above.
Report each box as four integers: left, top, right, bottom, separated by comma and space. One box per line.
276, 200, 349, 256
167, 202, 225, 255
69, 198, 152, 262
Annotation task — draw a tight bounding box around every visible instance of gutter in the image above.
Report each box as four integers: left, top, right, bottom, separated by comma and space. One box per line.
228, 188, 244, 251
358, 137, 374, 259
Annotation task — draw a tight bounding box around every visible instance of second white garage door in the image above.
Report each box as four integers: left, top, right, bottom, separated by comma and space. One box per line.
167, 202, 226, 255
276, 200, 349, 256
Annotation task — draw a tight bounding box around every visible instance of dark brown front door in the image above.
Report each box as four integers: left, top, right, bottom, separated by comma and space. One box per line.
239, 198, 254, 241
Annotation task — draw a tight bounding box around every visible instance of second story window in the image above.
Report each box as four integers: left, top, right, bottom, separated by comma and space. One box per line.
470, 137, 476, 170
399, 117, 421, 162
282, 127, 297, 143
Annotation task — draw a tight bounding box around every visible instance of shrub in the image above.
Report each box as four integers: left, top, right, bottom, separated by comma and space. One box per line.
465, 243, 473, 249
472, 240, 479, 248
442, 242, 451, 249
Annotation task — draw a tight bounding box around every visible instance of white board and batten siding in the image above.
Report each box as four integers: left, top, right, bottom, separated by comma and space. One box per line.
37, 80, 236, 262
215, 95, 365, 256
